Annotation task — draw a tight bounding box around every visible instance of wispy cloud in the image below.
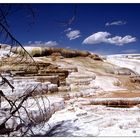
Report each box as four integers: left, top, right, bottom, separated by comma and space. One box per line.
44, 41, 58, 46
64, 28, 72, 32
34, 41, 42, 44
82, 31, 136, 46
105, 20, 127, 27
66, 30, 81, 40
28, 41, 32, 44
28, 40, 58, 47
122, 49, 138, 53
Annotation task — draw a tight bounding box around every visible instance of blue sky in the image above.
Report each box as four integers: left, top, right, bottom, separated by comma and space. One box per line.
7, 4, 140, 55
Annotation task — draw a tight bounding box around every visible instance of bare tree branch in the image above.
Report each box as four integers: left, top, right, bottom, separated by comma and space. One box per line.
55, 5, 77, 27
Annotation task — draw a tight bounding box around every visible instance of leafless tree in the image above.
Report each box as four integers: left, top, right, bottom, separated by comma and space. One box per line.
0, 4, 51, 136
0, 4, 38, 69
55, 5, 77, 27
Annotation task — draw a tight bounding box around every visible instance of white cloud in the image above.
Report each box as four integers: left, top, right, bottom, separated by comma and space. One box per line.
66, 30, 81, 40
64, 28, 72, 32
105, 20, 126, 27
82, 31, 136, 46
28, 41, 32, 44
107, 35, 136, 46
44, 41, 58, 46
122, 49, 138, 53
28, 40, 58, 47
83, 32, 110, 44
34, 41, 42, 44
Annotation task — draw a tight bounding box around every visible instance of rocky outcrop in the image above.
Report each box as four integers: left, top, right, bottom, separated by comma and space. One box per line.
6, 61, 69, 87
88, 54, 103, 61
130, 76, 140, 83
89, 98, 140, 108
67, 73, 96, 90
1, 76, 59, 97
105, 67, 137, 76
60, 67, 78, 73
38, 69, 69, 86
115, 68, 137, 75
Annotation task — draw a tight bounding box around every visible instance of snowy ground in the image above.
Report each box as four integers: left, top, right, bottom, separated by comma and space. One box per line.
106, 54, 140, 74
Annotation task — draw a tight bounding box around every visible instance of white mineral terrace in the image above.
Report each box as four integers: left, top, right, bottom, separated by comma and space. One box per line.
106, 54, 140, 74
1, 51, 140, 136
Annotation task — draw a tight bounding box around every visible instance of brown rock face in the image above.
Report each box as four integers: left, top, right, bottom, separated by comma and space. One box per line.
130, 76, 140, 83
60, 67, 78, 73
89, 98, 140, 108
35, 76, 59, 85
9, 61, 69, 87
42, 69, 69, 86
88, 54, 103, 61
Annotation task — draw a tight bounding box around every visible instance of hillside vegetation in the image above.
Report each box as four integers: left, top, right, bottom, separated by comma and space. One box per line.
13, 46, 103, 61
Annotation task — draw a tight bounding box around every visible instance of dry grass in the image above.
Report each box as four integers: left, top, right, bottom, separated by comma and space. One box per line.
15, 47, 102, 59
30, 47, 42, 57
